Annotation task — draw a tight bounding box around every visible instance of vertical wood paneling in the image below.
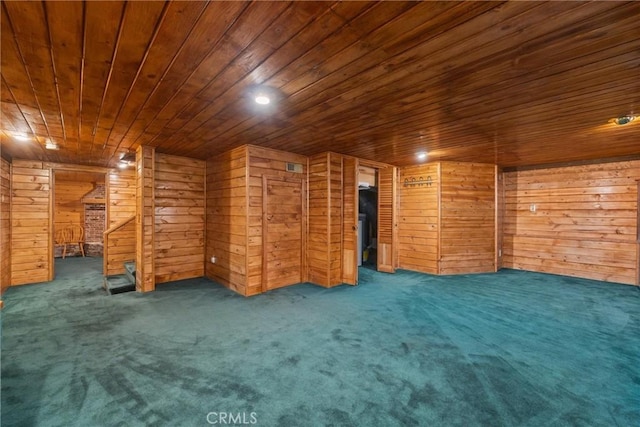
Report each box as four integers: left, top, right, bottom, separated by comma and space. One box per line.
1, 158, 11, 293
397, 163, 439, 274
206, 146, 248, 295
503, 160, 640, 285
10, 160, 51, 285
154, 153, 205, 283
136, 145, 155, 292
104, 168, 136, 276
262, 176, 304, 291
247, 145, 307, 295
439, 162, 496, 274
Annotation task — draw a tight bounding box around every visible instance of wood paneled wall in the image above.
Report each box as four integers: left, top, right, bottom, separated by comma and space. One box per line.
107, 169, 136, 226
154, 153, 205, 283
503, 160, 640, 285
398, 163, 440, 274
206, 145, 308, 296
247, 146, 307, 295
397, 162, 496, 275
10, 160, 51, 285
439, 162, 496, 274
136, 146, 155, 292
307, 153, 342, 287
1, 158, 11, 294
206, 146, 248, 295
496, 170, 505, 270
104, 169, 136, 276
53, 179, 93, 243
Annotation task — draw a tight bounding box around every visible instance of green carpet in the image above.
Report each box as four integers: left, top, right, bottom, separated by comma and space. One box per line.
1, 257, 639, 426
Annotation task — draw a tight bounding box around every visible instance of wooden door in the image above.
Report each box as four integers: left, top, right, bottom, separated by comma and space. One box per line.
377, 166, 397, 273
262, 176, 305, 292
342, 157, 358, 285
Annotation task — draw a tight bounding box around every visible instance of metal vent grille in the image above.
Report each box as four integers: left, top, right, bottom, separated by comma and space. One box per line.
286, 162, 303, 173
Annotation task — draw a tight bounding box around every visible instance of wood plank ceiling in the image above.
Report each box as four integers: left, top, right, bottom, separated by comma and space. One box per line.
1, 1, 638, 168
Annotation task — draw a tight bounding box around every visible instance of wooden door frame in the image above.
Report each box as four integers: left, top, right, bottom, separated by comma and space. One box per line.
342, 156, 359, 285
261, 175, 306, 293
50, 165, 109, 281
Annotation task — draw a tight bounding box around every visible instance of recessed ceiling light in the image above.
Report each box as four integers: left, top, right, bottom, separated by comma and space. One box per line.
610, 115, 636, 126
255, 95, 270, 105
416, 151, 428, 161
13, 133, 30, 141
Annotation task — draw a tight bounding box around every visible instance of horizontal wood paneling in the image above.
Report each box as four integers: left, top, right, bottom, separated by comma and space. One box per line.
307, 153, 330, 286
503, 160, 640, 285
105, 168, 136, 276
439, 162, 496, 274
247, 145, 307, 295
307, 153, 342, 287
154, 153, 205, 283
1, 158, 11, 293
206, 146, 248, 295
11, 160, 50, 285
398, 163, 439, 274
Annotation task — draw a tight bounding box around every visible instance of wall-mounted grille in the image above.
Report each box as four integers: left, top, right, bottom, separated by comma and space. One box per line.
286, 162, 303, 173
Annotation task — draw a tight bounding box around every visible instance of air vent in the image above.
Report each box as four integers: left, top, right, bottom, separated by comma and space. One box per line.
286, 162, 303, 173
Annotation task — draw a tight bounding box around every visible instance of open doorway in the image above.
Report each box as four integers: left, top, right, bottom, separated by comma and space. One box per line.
358, 166, 377, 270
52, 171, 106, 278
342, 160, 397, 285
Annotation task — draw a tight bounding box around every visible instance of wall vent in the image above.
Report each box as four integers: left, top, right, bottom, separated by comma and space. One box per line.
286, 162, 303, 173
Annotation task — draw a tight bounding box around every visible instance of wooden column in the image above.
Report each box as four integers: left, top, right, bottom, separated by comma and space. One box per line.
0, 158, 11, 293
136, 146, 155, 292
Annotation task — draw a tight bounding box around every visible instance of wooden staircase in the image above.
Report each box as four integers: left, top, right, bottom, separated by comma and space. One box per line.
103, 261, 136, 295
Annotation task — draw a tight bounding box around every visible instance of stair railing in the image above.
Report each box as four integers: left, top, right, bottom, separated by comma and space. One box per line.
103, 215, 135, 277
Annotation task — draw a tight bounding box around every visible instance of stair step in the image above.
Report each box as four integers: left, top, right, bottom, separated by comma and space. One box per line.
123, 261, 136, 285
103, 274, 135, 295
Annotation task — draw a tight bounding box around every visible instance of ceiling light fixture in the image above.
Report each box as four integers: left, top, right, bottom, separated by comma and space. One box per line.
416, 151, 428, 161
255, 94, 270, 105
13, 133, 30, 142
118, 151, 136, 169
45, 140, 59, 150
610, 115, 636, 126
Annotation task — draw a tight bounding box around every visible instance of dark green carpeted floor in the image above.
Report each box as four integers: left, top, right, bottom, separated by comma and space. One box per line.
1, 257, 639, 426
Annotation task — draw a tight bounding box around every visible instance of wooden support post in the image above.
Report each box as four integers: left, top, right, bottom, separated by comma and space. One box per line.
136, 146, 155, 292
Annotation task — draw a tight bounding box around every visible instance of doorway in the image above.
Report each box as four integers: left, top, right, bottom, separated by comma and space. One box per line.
342, 160, 397, 285
52, 171, 106, 278
358, 166, 378, 270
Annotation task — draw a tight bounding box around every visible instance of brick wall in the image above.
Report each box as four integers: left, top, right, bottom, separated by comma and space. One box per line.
84, 204, 105, 257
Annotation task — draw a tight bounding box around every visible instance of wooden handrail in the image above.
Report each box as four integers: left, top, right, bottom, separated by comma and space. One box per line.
103, 215, 135, 236
103, 214, 135, 277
